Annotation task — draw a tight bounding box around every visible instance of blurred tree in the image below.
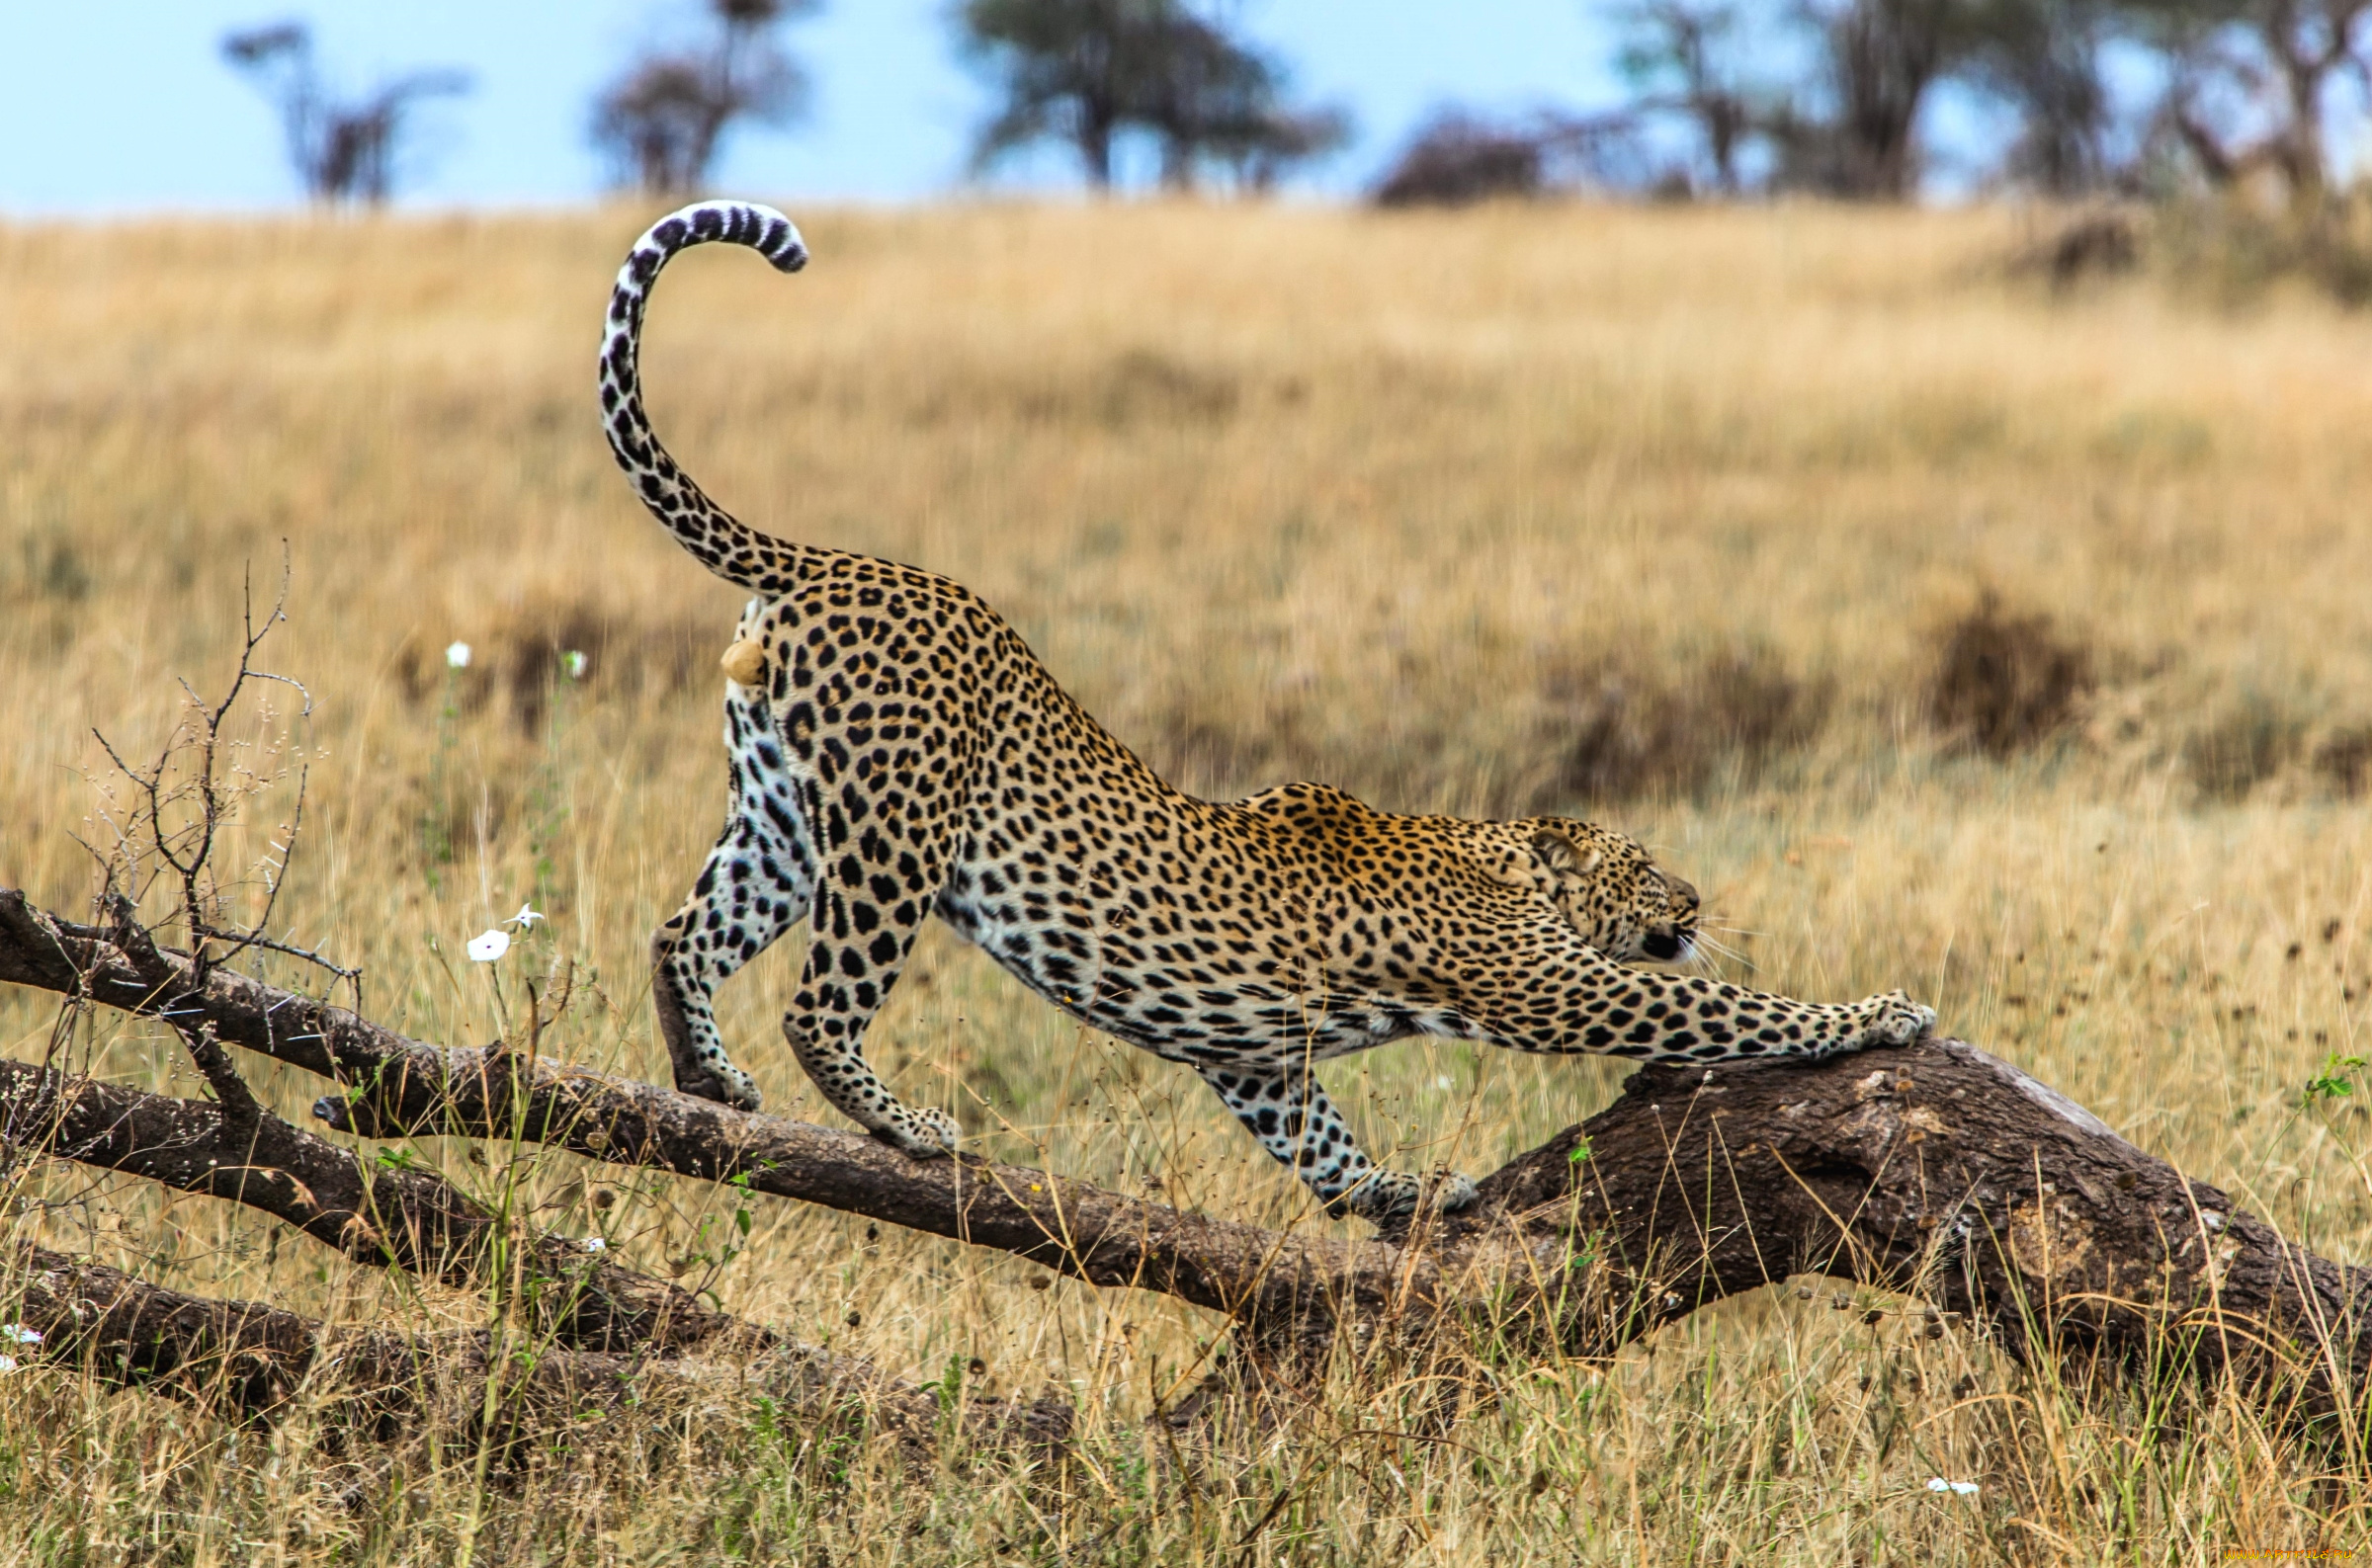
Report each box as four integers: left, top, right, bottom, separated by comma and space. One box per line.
958, 0, 1346, 191
1141, 16, 1351, 191
1613, 0, 1762, 194
1775, 0, 1994, 198
221, 21, 470, 206
1604, 0, 2150, 200
592, 0, 819, 196
2126, 0, 2372, 207
1960, 0, 2120, 195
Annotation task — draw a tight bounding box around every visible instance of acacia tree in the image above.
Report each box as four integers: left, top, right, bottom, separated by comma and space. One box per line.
1958, 0, 2122, 195
220, 22, 470, 206
958, 0, 1345, 192
1770, 0, 1991, 198
2128, 0, 2372, 207
1613, 0, 1763, 195
1605, 0, 2154, 200
592, 0, 819, 196
1602, 0, 1979, 199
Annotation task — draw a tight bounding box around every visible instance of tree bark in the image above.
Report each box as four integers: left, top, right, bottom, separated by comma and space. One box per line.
1439, 1045, 2372, 1419
6, 883, 2370, 1422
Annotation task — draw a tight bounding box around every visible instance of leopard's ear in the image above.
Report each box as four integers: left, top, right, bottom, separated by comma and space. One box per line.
1531, 826, 1603, 878
1482, 824, 1602, 887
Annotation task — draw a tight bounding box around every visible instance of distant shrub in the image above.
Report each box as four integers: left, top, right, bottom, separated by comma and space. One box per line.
1374, 114, 1549, 207
2186, 694, 2305, 801
1534, 643, 1829, 807
2314, 725, 2372, 797
1371, 109, 1640, 208
396, 598, 715, 732
1924, 593, 2094, 758
2010, 210, 2140, 290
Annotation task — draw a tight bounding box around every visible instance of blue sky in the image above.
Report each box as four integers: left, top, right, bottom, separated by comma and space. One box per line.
2, 1, 1647, 212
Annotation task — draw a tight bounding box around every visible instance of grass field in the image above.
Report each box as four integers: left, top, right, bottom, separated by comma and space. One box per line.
5, 199, 2372, 1562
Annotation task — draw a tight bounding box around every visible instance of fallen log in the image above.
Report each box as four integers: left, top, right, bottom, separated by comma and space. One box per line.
8, 1240, 1061, 1447
1450, 1044, 2372, 1420
6, 883, 2370, 1421
0, 1054, 742, 1356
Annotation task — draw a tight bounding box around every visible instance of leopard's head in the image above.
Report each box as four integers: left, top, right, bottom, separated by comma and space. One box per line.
1522, 819, 1700, 963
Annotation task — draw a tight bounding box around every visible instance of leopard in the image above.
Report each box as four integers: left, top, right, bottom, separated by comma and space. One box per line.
600, 201, 1938, 1221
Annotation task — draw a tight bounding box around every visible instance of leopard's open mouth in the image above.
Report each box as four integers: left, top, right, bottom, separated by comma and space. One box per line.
1641, 928, 1687, 961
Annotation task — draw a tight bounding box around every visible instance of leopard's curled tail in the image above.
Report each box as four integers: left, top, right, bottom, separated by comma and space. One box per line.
601, 201, 813, 595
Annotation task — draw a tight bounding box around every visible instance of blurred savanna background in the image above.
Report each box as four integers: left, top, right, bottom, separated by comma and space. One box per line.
8, 1, 2372, 1563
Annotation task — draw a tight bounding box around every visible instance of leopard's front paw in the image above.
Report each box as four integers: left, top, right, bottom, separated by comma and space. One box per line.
1427, 1172, 1482, 1213
873, 1104, 961, 1159
1856, 990, 1937, 1048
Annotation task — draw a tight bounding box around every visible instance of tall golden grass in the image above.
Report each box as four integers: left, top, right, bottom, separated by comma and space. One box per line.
5, 199, 2372, 1561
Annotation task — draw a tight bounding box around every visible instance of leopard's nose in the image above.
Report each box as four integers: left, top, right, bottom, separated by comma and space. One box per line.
1668, 876, 1700, 915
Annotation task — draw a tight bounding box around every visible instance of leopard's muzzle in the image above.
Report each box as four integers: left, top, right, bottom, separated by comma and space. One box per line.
1640, 874, 1701, 962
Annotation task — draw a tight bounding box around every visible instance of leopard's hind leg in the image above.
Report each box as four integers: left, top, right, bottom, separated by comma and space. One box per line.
778, 778, 961, 1157
1197, 1062, 1479, 1221
651, 686, 817, 1112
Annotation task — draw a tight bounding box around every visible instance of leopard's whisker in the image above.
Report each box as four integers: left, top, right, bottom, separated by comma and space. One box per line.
1691, 934, 1755, 974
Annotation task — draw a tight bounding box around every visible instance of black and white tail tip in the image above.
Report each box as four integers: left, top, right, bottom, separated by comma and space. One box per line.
615, 202, 808, 309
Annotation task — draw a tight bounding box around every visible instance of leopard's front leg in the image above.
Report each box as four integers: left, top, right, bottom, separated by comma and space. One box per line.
1524, 953, 1936, 1064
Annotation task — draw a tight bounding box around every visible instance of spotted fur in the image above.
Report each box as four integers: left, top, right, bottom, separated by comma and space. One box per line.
602, 201, 1937, 1220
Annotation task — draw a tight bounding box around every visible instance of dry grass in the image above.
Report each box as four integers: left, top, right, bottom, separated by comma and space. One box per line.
4, 199, 2372, 1561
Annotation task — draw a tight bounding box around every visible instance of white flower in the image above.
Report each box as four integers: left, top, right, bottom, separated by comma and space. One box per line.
0, 1356, 21, 1374
582, 1236, 607, 1254
445, 640, 472, 670
509, 903, 544, 929
466, 929, 511, 962
1433, 1075, 1455, 1091
1925, 1478, 1980, 1496
562, 650, 589, 681
2, 1326, 38, 1346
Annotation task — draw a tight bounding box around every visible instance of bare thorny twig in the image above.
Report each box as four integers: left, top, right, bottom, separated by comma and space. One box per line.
33, 549, 373, 1198
79, 548, 355, 1011
72, 550, 359, 1072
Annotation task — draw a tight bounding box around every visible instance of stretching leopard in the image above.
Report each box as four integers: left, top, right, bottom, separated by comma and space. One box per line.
602, 201, 1937, 1220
